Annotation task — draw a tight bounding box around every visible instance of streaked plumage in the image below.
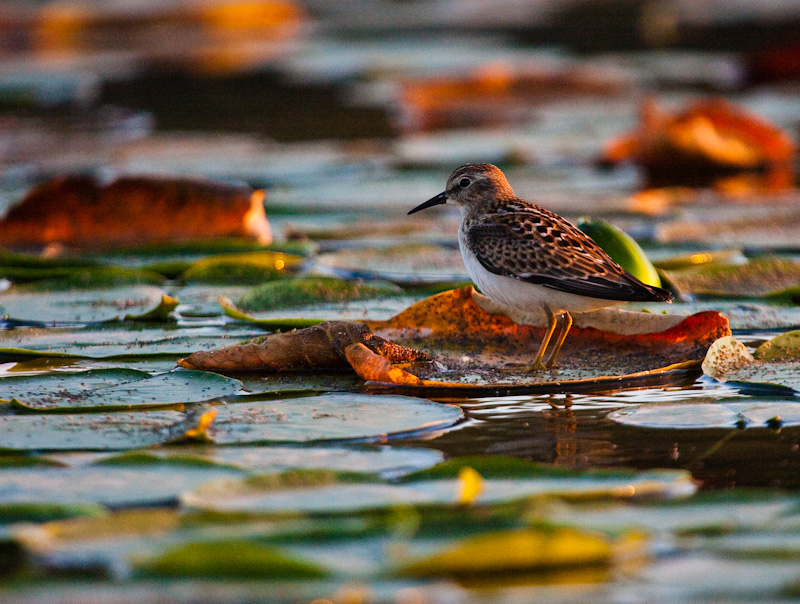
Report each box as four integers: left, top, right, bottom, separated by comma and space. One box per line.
409, 163, 672, 370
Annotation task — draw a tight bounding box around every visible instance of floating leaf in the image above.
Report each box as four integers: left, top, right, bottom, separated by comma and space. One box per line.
0, 175, 271, 248
350, 287, 728, 392
218, 297, 324, 330
181, 287, 728, 392
703, 335, 800, 393
662, 257, 800, 298
182, 464, 695, 516
107, 446, 444, 478
0, 502, 107, 524
755, 330, 800, 362
0, 409, 199, 451
180, 251, 303, 285
0, 325, 262, 361
236, 277, 403, 311
576, 218, 662, 287
0, 286, 171, 323
136, 540, 328, 578
5, 369, 241, 412
601, 97, 796, 190
609, 401, 800, 429
394, 526, 612, 577
201, 394, 463, 444
0, 462, 243, 506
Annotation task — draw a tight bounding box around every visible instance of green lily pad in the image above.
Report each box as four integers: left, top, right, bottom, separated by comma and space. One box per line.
608, 401, 800, 429
136, 540, 328, 578
0, 250, 100, 269
0, 502, 107, 524
182, 463, 694, 516
0, 409, 195, 451
236, 277, 403, 311
755, 330, 800, 362
550, 491, 799, 536
662, 257, 800, 298
0, 286, 172, 323
180, 251, 304, 285
116, 445, 444, 478
0, 462, 243, 506
104, 238, 317, 259
4, 369, 242, 411
201, 394, 463, 445
218, 298, 324, 330
576, 218, 662, 287
0, 325, 263, 361
167, 284, 252, 317
7, 267, 166, 290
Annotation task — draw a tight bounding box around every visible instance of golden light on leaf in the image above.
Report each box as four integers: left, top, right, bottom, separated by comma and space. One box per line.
183, 408, 218, 441
457, 466, 484, 505
274, 259, 285, 270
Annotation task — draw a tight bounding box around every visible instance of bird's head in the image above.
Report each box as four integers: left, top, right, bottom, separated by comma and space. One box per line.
408, 163, 515, 216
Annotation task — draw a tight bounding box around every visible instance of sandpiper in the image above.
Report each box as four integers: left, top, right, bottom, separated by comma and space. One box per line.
408, 163, 672, 370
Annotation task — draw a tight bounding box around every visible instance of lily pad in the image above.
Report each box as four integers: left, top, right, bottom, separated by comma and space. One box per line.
0, 286, 173, 323
182, 463, 695, 516
0, 325, 263, 361
128, 446, 444, 478
181, 287, 729, 393
8, 267, 166, 290
0, 461, 243, 507
702, 335, 800, 394
3, 369, 242, 412
180, 251, 304, 285
136, 540, 328, 578
393, 526, 612, 577
0, 409, 199, 451
608, 400, 800, 429
236, 277, 403, 311
755, 330, 800, 362
576, 218, 662, 287
662, 257, 800, 298
200, 394, 463, 444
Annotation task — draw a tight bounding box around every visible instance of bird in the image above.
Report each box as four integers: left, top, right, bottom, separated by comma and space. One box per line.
408, 163, 672, 371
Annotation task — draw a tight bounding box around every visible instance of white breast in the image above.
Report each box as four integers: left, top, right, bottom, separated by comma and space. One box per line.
457, 226, 623, 316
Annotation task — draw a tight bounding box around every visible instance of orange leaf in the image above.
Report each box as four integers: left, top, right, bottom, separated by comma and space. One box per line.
0, 175, 271, 249
601, 97, 796, 191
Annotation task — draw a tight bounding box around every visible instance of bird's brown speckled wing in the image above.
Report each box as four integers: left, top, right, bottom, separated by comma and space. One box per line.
466, 206, 671, 302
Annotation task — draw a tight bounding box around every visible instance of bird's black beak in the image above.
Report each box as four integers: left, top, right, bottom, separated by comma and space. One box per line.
408, 191, 447, 215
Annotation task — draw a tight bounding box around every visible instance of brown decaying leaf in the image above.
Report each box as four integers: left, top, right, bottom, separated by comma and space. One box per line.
179, 288, 729, 390
177, 320, 431, 373
0, 174, 271, 249
602, 97, 796, 191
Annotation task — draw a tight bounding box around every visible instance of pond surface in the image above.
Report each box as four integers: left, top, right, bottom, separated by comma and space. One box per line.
2, 8, 800, 603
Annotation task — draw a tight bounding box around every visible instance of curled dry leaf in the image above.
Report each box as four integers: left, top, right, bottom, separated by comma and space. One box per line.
181, 287, 729, 392
178, 320, 431, 373
701, 336, 755, 381
602, 97, 796, 190
0, 174, 271, 249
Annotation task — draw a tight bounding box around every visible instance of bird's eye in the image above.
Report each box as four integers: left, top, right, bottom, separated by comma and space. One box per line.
459, 178, 471, 188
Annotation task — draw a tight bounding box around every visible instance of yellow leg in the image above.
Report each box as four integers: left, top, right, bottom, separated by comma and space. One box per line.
545, 311, 573, 368
526, 306, 558, 372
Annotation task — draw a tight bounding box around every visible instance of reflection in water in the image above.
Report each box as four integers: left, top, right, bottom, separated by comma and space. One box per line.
416, 383, 800, 489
